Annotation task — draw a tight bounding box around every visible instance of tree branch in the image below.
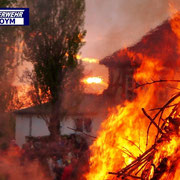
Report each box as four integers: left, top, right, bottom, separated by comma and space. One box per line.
136, 79, 180, 88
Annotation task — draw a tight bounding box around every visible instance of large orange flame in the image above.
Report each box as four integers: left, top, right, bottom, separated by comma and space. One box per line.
85, 12, 180, 180
9, 85, 50, 111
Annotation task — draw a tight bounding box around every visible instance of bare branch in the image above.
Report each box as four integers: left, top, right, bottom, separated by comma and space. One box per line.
67, 126, 96, 139
142, 108, 163, 134
123, 138, 143, 154
136, 79, 180, 88
122, 147, 137, 159
149, 103, 178, 111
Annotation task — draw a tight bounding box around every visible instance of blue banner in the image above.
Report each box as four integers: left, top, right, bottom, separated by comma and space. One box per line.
0, 8, 29, 26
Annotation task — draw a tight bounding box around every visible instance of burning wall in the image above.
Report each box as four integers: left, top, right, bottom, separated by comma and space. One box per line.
101, 14, 180, 105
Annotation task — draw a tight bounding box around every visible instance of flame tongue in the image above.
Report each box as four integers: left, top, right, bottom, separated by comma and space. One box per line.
76, 55, 99, 63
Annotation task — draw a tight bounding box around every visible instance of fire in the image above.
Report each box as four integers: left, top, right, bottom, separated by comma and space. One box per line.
9, 85, 50, 111
81, 76, 108, 95
78, 33, 86, 43
6, 85, 34, 111
82, 77, 104, 84
85, 12, 180, 180
76, 55, 99, 63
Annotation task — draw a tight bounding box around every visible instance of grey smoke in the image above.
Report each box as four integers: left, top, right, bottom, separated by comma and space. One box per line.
82, 0, 180, 59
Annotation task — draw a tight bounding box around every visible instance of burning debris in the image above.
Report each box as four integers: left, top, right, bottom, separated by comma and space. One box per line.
109, 88, 180, 179
85, 79, 180, 180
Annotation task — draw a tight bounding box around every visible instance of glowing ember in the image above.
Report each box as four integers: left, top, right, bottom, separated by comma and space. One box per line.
76, 55, 99, 63
81, 76, 108, 95
82, 77, 104, 85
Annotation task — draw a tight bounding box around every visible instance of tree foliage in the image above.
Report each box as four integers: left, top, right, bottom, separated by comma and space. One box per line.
0, 0, 16, 7
22, 0, 86, 138
23, 0, 86, 103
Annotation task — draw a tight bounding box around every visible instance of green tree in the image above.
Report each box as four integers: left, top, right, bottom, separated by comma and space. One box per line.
22, 0, 86, 139
0, 0, 16, 7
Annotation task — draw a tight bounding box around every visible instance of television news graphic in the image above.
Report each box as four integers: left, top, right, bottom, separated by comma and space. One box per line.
0, 8, 29, 26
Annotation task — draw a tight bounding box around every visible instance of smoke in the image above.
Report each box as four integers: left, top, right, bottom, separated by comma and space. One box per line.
61, 62, 85, 115
0, 146, 50, 180
83, 0, 180, 59
0, 114, 49, 180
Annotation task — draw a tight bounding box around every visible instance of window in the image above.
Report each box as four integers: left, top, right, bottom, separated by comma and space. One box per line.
84, 118, 92, 133
75, 118, 83, 132
74, 118, 92, 133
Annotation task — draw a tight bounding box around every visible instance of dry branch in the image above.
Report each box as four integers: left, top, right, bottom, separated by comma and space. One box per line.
109, 91, 180, 179
136, 79, 180, 88
123, 138, 143, 154
142, 108, 163, 134
67, 126, 97, 139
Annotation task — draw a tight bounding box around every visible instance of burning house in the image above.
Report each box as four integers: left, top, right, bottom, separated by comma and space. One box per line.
101, 54, 137, 104
101, 16, 179, 105
86, 13, 180, 180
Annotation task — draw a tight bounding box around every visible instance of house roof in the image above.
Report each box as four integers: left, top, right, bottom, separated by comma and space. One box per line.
14, 94, 108, 116
14, 103, 52, 115
77, 94, 108, 114
100, 16, 179, 68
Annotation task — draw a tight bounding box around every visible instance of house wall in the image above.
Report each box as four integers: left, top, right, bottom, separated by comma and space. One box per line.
61, 117, 75, 135
15, 115, 31, 147
15, 114, 50, 147
60, 114, 106, 145
105, 65, 135, 104
31, 116, 50, 137
91, 114, 105, 137
16, 113, 106, 146
85, 114, 106, 145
